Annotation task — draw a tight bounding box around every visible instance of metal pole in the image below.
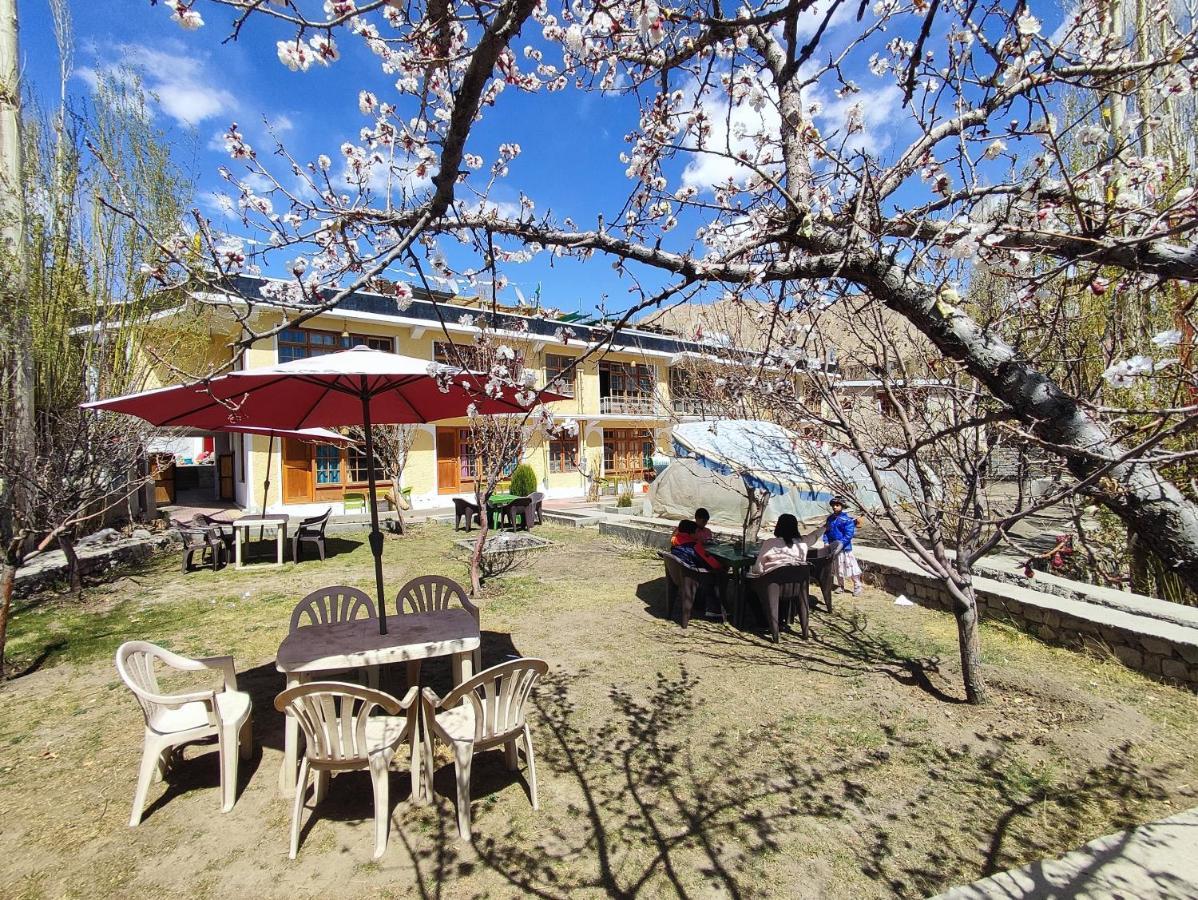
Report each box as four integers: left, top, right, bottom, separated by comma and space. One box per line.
360, 381, 388, 634
260, 432, 273, 541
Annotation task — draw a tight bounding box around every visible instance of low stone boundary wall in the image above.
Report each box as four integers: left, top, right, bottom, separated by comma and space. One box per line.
15, 530, 179, 597
856, 547, 1198, 691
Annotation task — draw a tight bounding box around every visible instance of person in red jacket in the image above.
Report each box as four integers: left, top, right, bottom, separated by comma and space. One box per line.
671, 519, 724, 571
671, 519, 725, 619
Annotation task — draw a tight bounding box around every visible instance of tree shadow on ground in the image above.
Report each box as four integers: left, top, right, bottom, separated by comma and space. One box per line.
637, 576, 961, 705
397, 667, 1180, 899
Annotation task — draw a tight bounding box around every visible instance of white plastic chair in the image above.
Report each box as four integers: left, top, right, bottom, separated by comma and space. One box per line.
290, 585, 377, 630
394, 575, 482, 679
420, 657, 549, 840
274, 682, 420, 859
290, 586, 380, 688
115, 641, 253, 827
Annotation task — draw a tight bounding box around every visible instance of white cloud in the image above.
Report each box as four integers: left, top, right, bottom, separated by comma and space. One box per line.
785, 0, 857, 42
681, 81, 782, 190
813, 84, 904, 154
680, 73, 907, 192
79, 40, 235, 127
267, 114, 296, 135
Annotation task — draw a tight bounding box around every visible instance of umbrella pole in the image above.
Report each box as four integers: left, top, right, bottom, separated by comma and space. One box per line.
260, 433, 274, 542
360, 388, 388, 635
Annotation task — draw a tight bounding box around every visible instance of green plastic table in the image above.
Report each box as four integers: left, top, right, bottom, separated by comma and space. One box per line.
485, 493, 523, 529
706, 543, 758, 625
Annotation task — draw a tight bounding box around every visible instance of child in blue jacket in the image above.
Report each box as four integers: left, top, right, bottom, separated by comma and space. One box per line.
823, 498, 863, 595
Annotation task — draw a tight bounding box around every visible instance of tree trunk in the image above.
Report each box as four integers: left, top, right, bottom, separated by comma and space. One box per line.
852, 255, 1198, 597
58, 531, 82, 597
469, 487, 491, 596
950, 580, 987, 704
1, 0, 35, 546
391, 475, 405, 534
0, 532, 26, 680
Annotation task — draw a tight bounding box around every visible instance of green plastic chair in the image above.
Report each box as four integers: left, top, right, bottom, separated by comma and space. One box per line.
344, 491, 366, 513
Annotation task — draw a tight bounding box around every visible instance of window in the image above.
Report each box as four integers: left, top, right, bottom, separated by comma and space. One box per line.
348, 334, 393, 352
278, 327, 393, 362
603, 428, 653, 478
544, 353, 576, 397
599, 361, 654, 395
434, 340, 487, 370
549, 435, 578, 473
315, 444, 342, 484
347, 446, 385, 483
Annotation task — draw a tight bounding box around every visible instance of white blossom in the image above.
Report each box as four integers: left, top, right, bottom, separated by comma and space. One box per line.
1102, 355, 1155, 388
1151, 329, 1183, 347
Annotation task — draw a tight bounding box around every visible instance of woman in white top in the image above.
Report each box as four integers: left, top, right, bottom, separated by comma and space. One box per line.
751, 514, 808, 574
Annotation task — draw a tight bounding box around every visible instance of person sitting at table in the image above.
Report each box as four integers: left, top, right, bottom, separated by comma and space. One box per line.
671, 519, 725, 620
694, 508, 714, 544
750, 513, 807, 575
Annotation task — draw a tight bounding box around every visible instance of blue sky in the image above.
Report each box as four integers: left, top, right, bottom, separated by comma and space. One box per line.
19, 1, 1070, 318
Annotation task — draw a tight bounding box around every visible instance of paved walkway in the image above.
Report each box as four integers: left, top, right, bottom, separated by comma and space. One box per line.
932, 807, 1198, 899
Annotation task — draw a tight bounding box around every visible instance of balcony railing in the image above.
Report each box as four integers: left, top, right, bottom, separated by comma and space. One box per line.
671, 396, 707, 416
599, 393, 659, 416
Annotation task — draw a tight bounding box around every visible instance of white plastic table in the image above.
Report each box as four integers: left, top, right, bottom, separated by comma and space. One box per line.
274, 608, 481, 796
232, 514, 290, 568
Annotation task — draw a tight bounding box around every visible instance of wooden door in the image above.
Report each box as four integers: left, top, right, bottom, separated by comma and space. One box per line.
151, 454, 175, 505
436, 428, 459, 493
217, 453, 234, 500
282, 439, 314, 503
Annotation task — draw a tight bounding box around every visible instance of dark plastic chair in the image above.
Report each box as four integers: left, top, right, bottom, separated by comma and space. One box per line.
192, 513, 235, 554
453, 498, 482, 532
291, 509, 331, 562
657, 550, 723, 627
529, 492, 545, 526
746, 564, 811, 642
176, 522, 225, 573
500, 496, 535, 530
805, 539, 843, 613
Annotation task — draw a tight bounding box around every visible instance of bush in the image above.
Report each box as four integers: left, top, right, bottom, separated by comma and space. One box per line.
616, 492, 633, 508
509, 463, 538, 497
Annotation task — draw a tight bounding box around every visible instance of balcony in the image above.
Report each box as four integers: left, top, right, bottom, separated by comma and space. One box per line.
599, 393, 659, 416
671, 396, 707, 416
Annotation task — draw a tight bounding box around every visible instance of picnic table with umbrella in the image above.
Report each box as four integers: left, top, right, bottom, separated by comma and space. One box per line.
84, 346, 565, 633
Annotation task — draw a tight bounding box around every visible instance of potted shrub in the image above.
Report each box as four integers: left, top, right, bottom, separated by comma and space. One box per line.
509, 462, 538, 497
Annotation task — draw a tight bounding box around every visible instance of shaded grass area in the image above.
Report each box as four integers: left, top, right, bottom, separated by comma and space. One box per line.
1, 524, 1196, 899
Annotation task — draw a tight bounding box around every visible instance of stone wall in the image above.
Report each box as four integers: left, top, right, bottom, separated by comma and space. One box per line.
862, 555, 1198, 691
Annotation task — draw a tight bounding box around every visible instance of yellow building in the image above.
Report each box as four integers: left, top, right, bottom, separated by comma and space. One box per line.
147, 275, 762, 515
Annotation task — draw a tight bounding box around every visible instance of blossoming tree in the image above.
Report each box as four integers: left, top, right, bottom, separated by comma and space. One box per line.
138, 0, 1198, 601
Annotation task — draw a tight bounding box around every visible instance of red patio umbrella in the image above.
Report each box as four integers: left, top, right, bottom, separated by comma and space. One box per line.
85, 346, 564, 632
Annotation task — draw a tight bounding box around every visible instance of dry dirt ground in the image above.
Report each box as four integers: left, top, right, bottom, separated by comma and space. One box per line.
2, 524, 1197, 899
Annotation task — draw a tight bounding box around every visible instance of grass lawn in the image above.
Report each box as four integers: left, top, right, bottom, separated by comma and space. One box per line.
1, 523, 1196, 899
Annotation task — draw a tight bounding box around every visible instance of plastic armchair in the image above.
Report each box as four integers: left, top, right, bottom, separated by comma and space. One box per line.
274, 682, 420, 859
420, 658, 549, 840
746, 564, 811, 642
291, 508, 331, 562
394, 575, 481, 679
343, 491, 366, 514
192, 513, 235, 554
290, 585, 377, 630
657, 550, 720, 627
116, 641, 253, 826
453, 497, 482, 532
805, 540, 843, 613
529, 491, 545, 526
499, 496, 535, 530
290, 586, 380, 688
176, 522, 225, 573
